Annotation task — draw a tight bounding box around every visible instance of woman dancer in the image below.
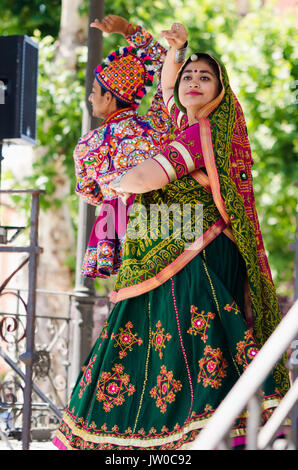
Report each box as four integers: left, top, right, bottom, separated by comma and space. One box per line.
54, 23, 289, 450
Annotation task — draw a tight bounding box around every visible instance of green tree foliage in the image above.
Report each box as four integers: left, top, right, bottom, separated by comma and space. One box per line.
0, 0, 61, 37
1, 0, 297, 295
213, 5, 298, 295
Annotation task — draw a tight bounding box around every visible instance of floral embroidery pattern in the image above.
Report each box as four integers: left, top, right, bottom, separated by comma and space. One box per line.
187, 306, 215, 343
79, 355, 97, 398
235, 329, 259, 369
96, 363, 135, 412
150, 365, 182, 414
224, 301, 241, 315
111, 322, 143, 359
151, 321, 172, 359
101, 321, 109, 340
197, 345, 228, 389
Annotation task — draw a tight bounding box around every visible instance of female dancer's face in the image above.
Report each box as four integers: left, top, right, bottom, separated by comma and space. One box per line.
178, 60, 220, 114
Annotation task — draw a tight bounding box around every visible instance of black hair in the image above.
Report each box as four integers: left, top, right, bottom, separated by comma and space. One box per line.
100, 86, 130, 110
193, 53, 221, 82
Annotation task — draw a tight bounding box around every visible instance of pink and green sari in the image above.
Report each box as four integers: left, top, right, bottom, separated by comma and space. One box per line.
53, 55, 289, 450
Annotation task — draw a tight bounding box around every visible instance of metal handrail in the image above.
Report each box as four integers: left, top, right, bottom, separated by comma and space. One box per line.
258, 377, 298, 449
189, 300, 298, 450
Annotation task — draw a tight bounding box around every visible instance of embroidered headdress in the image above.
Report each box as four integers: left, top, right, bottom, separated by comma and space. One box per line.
94, 46, 155, 109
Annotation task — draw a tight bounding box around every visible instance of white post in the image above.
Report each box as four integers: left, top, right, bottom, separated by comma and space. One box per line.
189, 301, 298, 450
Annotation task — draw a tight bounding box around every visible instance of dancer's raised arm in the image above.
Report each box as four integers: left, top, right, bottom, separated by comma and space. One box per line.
160, 23, 188, 106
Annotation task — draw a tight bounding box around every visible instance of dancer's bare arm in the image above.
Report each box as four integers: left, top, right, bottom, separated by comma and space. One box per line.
160, 23, 188, 106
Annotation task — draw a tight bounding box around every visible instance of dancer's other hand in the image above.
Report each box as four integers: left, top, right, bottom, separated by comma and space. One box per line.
90, 14, 134, 36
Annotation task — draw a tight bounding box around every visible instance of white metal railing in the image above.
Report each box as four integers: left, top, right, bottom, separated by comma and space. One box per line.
189, 300, 298, 450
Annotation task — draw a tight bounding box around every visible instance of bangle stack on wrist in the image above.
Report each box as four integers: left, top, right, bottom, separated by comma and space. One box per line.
111, 173, 126, 194
175, 41, 188, 64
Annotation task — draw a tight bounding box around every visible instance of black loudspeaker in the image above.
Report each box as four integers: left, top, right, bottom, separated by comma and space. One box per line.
0, 35, 38, 144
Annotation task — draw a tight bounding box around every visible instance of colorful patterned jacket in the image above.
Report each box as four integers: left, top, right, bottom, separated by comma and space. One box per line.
73, 26, 173, 206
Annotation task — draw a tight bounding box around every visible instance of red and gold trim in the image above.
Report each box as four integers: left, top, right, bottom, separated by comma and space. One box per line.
170, 141, 196, 172
197, 118, 230, 226
152, 153, 177, 182
53, 394, 284, 450
152, 125, 204, 182
101, 107, 135, 126
110, 218, 228, 303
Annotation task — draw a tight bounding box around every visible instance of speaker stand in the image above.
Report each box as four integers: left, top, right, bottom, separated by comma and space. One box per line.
0, 143, 6, 243
0, 142, 3, 189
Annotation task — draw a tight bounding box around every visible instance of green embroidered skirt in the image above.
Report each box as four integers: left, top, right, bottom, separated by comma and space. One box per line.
53, 233, 282, 450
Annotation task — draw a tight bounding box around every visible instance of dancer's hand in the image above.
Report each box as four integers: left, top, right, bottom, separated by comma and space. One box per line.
109, 177, 131, 205
90, 15, 133, 36
119, 192, 131, 206
109, 186, 131, 206
160, 23, 188, 49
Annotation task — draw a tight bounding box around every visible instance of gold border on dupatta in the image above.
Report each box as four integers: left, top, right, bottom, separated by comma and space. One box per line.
110, 219, 227, 303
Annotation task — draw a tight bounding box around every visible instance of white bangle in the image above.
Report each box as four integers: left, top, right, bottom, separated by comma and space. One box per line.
111, 173, 126, 193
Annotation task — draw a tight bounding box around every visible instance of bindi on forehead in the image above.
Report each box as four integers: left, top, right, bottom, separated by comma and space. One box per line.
182, 68, 214, 76
187, 60, 215, 74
